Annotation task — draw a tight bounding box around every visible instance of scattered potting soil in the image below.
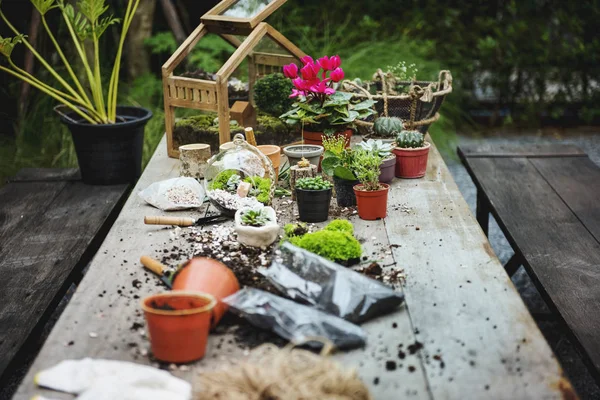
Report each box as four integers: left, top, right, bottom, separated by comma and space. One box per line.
150, 301, 176, 311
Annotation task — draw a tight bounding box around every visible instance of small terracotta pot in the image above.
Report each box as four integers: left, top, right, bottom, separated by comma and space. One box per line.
392, 142, 431, 178
379, 155, 396, 183
172, 258, 240, 326
303, 129, 352, 148
353, 183, 390, 220
142, 291, 216, 363
258, 145, 281, 180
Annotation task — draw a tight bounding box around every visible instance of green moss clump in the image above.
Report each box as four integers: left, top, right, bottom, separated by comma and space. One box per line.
256, 113, 289, 135
288, 230, 362, 262
324, 219, 354, 235
175, 113, 244, 135
284, 222, 308, 237
210, 170, 238, 190
244, 176, 271, 204
253, 73, 294, 117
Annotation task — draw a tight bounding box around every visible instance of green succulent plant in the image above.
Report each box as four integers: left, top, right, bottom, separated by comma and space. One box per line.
396, 130, 425, 149
240, 209, 271, 227
296, 176, 332, 190
373, 117, 404, 138
356, 139, 394, 158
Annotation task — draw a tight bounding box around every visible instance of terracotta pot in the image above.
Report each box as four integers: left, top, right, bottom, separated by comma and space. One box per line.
379, 155, 396, 183
258, 145, 281, 180
392, 142, 431, 178
303, 129, 353, 148
172, 258, 240, 326
142, 291, 216, 363
353, 183, 390, 220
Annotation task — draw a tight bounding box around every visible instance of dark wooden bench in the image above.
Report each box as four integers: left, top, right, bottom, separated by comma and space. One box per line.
458, 143, 600, 382
0, 168, 129, 385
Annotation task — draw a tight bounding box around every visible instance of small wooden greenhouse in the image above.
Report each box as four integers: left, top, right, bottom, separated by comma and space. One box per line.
162, 0, 306, 158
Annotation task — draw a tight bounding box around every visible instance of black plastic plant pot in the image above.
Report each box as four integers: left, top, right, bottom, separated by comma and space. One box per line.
60, 106, 153, 185
295, 188, 332, 222
333, 176, 359, 207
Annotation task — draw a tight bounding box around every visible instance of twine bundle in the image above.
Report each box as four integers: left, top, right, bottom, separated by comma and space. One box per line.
196, 340, 372, 400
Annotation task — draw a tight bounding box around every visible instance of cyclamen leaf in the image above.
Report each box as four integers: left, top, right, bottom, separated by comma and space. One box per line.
351, 99, 377, 111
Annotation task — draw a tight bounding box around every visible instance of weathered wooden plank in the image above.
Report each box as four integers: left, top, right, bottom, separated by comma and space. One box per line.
458, 144, 586, 158
14, 136, 571, 399
8, 168, 80, 182
530, 156, 600, 245
0, 180, 129, 381
466, 156, 600, 381
385, 143, 573, 398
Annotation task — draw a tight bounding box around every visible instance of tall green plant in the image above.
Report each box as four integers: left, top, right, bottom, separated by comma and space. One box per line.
0, 0, 141, 124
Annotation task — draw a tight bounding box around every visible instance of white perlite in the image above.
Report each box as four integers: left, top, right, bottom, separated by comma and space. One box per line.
166, 185, 200, 205
207, 189, 261, 211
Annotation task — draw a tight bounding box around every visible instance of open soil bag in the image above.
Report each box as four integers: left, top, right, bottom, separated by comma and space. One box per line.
224, 288, 366, 350
261, 242, 404, 323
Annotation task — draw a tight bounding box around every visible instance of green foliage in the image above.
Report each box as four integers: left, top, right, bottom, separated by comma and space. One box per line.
287, 225, 362, 262
296, 176, 332, 190
253, 73, 294, 117
0, 34, 26, 58
210, 170, 239, 191
373, 117, 403, 138
351, 149, 382, 191
279, 91, 376, 133
386, 61, 419, 81
396, 131, 425, 149
244, 176, 271, 204
283, 222, 308, 237
144, 31, 178, 54
323, 219, 354, 235
322, 135, 346, 156
240, 209, 271, 227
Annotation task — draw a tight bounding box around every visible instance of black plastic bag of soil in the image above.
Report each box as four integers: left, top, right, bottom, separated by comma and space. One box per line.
260, 242, 404, 323
223, 287, 366, 350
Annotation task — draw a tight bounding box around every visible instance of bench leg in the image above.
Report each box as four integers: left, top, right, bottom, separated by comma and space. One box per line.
476, 190, 490, 236
504, 254, 522, 276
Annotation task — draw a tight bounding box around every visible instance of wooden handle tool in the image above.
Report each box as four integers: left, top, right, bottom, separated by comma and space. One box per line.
144, 216, 195, 226
140, 256, 172, 288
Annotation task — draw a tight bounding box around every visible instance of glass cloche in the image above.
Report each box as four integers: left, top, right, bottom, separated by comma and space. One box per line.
204, 133, 275, 216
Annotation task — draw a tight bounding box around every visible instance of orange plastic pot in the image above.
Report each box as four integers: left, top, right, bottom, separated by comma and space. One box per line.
258, 144, 281, 180
142, 291, 216, 363
392, 142, 431, 178
353, 183, 390, 220
172, 257, 239, 326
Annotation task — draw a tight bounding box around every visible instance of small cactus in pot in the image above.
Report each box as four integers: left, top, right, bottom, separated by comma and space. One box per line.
392, 130, 431, 179
396, 130, 425, 149
370, 117, 404, 143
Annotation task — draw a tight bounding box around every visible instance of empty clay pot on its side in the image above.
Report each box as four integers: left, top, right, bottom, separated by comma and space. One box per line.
257, 145, 281, 181
172, 258, 240, 326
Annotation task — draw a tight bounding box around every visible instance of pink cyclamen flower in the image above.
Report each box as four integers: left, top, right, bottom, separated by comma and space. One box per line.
330, 67, 345, 82
300, 63, 318, 80
289, 89, 305, 98
283, 63, 298, 79
310, 80, 335, 95
300, 55, 314, 65
317, 56, 332, 71
330, 55, 341, 69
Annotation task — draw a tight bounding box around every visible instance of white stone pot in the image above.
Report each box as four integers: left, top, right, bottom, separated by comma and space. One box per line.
234, 206, 280, 247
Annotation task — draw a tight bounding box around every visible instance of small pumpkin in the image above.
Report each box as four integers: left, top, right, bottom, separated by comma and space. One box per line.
373, 117, 404, 138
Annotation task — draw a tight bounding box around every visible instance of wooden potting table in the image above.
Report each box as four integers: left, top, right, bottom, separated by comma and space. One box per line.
14, 136, 575, 399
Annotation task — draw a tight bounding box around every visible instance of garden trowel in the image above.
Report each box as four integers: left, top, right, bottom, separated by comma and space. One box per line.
140, 256, 172, 289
